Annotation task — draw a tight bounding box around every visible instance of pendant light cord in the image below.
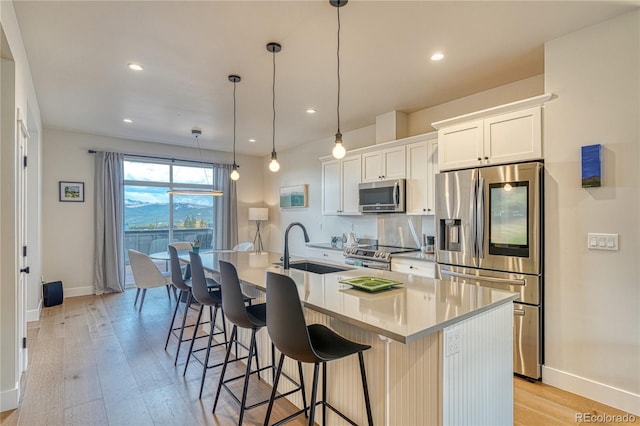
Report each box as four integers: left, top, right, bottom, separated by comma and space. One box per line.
271, 49, 276, 155
233, 80, 237, 166
336, 4, 341, 135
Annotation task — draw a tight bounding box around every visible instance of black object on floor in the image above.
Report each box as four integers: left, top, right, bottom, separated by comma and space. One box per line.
43, 281, 63, 307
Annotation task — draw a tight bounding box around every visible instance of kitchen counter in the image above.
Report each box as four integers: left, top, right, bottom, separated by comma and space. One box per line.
187, 250, 516, 425
190, 250, 515, 343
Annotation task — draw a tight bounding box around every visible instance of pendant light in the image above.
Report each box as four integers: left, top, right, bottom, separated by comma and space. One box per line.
331, 0, 347, 159
267, 42, 281, 172
229, 75, 241, 181
168, 128, 223, 196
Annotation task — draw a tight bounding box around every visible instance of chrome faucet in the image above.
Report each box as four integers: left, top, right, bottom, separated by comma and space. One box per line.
283, 222, 310, 270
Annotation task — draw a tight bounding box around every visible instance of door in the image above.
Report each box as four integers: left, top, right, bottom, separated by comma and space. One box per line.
477, 162, 542, 275
434, 168, 478, 268
437, 120, 483, 171
340, 155, 362, 215
321, 160, 340, 215
17, 112, 29, 374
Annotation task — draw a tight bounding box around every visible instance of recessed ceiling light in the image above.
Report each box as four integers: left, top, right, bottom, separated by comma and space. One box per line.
306, 109, 317, 114
128, 63, 144, 71
248, 139, 256, 143
123, 118, 133, 123
430, 52, 444, 61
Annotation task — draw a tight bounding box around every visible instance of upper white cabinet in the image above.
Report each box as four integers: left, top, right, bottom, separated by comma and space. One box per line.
406, 138, 438, 215
321, 155, 362, 216
433, 94, 552, 171
361, 146, 406, 182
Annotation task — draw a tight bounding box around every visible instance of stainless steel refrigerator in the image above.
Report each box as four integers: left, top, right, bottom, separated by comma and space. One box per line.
435, 161, 543, 379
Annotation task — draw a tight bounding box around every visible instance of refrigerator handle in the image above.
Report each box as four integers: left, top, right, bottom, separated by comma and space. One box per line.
471, 177, 478, 258
440, 269, 526, 286
477, 177, 486, 258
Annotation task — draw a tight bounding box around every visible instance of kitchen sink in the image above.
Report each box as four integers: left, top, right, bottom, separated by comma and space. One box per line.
275, 261, 352, 275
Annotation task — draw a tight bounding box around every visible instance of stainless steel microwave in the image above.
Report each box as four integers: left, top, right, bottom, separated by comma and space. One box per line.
358, 179, 406, 213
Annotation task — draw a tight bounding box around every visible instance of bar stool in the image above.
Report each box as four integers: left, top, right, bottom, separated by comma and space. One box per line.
213, 261, 306, 426
183, 251, 229, 398
164, 245, 219, 365
264, 271, 374, 426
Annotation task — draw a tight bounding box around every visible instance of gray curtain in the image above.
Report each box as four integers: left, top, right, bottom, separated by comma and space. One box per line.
212, 163, 238, 250
94, 151, 125, 294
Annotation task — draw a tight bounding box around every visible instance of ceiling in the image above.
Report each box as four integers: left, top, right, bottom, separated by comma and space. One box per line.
13, 0, 639, 156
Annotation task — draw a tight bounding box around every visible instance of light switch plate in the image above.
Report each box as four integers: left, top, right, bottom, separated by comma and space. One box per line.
587, 233, 619, 251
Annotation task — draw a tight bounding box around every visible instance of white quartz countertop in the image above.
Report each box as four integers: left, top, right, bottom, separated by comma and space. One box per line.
187, 251, 517, 344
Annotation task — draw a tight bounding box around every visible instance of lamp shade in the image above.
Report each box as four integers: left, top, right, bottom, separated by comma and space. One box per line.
249, 207, 269, 221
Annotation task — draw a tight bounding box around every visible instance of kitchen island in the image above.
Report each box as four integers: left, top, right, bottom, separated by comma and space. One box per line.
189, 250, 517, 425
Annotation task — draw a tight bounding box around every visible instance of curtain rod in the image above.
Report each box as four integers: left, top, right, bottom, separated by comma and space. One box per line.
87, 149, 231, 168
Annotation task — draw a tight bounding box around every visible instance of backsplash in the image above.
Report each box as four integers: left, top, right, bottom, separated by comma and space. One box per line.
319, 214, 435, 247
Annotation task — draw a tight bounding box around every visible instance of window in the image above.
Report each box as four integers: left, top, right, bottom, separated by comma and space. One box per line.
123, 158, 216, 286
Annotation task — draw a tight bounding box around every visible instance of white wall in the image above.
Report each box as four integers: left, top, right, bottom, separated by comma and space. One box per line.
543, 10, 639, 415
262, 125, 377, 256
0, 0, 43, 411
41, 128, 264, 297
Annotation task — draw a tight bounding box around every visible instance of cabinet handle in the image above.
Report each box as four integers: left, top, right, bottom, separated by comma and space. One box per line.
409, 265, 416, 269
477, 157, 482, 161
323, 253, 328, 257
423, 209, 426, 212
484, 156, 489, 160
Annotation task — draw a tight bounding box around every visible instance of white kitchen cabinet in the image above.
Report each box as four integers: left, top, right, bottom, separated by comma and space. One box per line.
361, 146, 406, 182
437, 105, 543, 171
306, 247, 345, 264
391, 257, 435, 278
406, 139, 438, 215
321, 155, 362, 215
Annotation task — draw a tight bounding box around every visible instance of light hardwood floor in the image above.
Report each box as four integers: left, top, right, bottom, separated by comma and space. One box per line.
1, 289, 635, 426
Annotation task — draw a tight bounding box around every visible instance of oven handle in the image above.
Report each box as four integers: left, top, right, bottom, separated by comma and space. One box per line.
440, 269, 526, 286
393, 181, 399, 207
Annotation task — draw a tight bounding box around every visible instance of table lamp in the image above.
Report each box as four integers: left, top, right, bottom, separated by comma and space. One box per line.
248, 207, 269, 253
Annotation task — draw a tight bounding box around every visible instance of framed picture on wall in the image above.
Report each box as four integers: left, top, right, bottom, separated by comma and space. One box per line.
279, 184, 308, 208
59, 181, 85, 202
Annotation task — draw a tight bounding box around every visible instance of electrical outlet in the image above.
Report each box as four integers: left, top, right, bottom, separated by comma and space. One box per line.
445, 327, 461, 357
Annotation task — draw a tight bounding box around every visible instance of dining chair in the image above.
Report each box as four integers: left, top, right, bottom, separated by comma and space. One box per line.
128, 249, 172, 312
213, 261, 306, 425
164, 245, 219, 365
264, 271, 373, 426
233, 242, 254, 251
168, 241, 193, 251
183, 251, 229, 398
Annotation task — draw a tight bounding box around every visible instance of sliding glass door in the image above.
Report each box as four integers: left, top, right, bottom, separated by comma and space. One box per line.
123, 158, 216, 286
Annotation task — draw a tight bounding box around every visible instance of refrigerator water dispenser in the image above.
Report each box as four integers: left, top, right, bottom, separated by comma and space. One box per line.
440, 219, 461, 252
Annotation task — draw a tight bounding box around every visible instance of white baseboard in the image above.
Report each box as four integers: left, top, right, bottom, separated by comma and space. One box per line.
542, 366, 640, 416
26, 299, 42, 322
63, 285, 95, 298
0, 382, 19, 412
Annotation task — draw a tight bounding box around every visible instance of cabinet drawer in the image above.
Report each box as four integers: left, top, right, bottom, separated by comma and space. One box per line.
391, 258, 435, 278
307, 247, 345, 263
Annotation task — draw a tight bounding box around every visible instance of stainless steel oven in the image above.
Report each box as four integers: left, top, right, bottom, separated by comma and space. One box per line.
344, 245, 419, 271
